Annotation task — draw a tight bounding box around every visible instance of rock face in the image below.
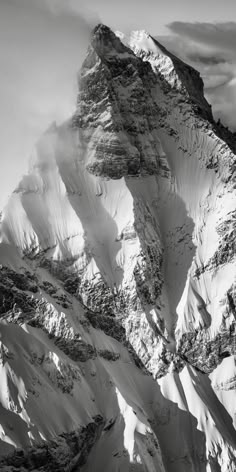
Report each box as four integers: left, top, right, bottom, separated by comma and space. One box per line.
0, 24, 235, 471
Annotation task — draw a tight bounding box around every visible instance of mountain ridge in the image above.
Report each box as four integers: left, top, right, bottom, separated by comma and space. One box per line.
0, 23, 235, 471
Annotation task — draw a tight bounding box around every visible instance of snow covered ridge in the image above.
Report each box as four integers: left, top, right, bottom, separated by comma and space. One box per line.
0, 23, 235, 471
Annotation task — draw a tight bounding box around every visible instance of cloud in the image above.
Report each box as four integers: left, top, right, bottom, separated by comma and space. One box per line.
158, 22, 236, 131
186, 54, 226, 66
27, 0, 99, 27
0, 0, 98, 208
168, 21, 236, 53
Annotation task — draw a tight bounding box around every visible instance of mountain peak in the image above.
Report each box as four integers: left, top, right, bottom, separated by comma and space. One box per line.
92, 23, 113, 37
91, 23, 128, 56
0, 23, 236, 472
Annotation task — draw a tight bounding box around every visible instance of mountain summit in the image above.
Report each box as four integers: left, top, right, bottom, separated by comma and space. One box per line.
0, 24, 235, 471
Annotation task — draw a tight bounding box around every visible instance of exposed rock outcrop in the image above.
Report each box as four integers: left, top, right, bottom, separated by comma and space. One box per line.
0, 24, 235, 472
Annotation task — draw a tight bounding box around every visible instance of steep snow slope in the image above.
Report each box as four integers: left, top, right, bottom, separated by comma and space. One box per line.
0, 24, 235, 471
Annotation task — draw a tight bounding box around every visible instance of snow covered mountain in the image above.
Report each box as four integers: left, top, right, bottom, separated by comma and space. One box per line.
0, 24, 235, 471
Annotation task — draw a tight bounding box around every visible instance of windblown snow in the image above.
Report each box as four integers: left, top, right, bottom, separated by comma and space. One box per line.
0, 24, 235, 472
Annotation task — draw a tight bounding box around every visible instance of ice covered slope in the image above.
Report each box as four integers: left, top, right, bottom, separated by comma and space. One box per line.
0, 24, 235, 471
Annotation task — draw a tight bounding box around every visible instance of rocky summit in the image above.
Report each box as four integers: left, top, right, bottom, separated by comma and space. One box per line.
0, 24, 235, 472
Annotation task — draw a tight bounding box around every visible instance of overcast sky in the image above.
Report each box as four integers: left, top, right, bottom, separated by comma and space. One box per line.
1, 0, 236, 208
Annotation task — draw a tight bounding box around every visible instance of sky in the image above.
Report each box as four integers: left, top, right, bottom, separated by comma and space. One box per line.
158, 21, 236, 131
1, 0, 236, 208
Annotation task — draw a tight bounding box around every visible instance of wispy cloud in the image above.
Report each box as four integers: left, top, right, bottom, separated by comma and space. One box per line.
28, 0, 99, 26
0, 0, 98, 208
157, 22, 236, 131
168, 22, 236, 52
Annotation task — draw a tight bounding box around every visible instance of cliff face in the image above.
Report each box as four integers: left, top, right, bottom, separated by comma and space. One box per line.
0, 24, 235, 472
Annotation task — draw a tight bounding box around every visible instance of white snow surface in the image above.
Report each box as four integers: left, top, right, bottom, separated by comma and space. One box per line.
0, 25, 235, 471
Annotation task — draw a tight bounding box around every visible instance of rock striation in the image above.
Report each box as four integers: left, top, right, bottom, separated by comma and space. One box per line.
0, 24, 235, 471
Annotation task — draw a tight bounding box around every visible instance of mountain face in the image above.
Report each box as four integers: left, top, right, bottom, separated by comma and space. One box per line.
0, 24, 236, 471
